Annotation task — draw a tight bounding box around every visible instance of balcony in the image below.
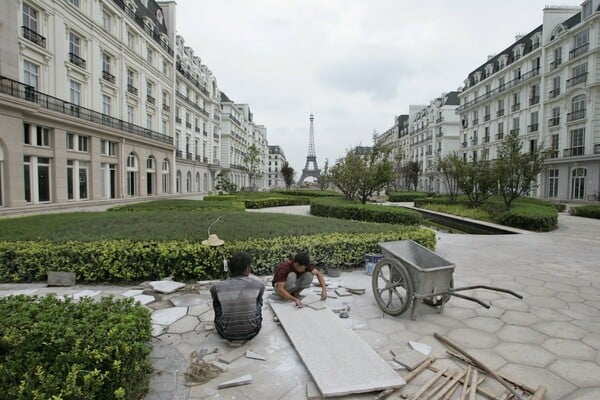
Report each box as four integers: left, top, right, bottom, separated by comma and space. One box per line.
567, 109, 586, 122
461, 142, 468, 148
214, 114, 220, 121
175, 91, 210, 117
529, 96, 539, 106
510, 128, 520, 135
68, 52, 86, 69
528, 124, 539, 132
185, 122, 191, 128
176, 150, 183, 158
425, 150, 432, 156
0, 76, 172, 145
484, 114, 491, 121
495, 133, 504, 140
563, 147, 584, 157
498, 83, 506, 92
175, 116, 182, 123
548, 117, 560, 127
549, 88, 560, 98
472, 118, 479, 125
436, 117, 443, 123
204, 156, 209, 163
511, 103, 521, 112
22, 26, 46, 48
175, 62, 210, 97
146, 95, 155, 104
102, 70, 115, 84
549, 149, 559, 159
127, 84, 138, 95
187, 152, 193, 160
162, 103, 170, 112
566, 73, 587, 89
497, 109, 505, 117
195, 155, 202, 162
471, 138, 478, 145
550, 58, 562, 70
203, 130, 208, 136
569, 43, 589, 59
436, 131, 443, 138
195, 126, 200, 133
484, 135, 490, 143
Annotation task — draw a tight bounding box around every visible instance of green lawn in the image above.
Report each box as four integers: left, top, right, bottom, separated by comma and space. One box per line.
0, 209, 410, 242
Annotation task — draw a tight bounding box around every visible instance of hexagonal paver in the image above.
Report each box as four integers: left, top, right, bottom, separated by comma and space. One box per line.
447, 328, 498, 348
441, 307, 476, 320
524, 295, 568, 309
545, 282, 579, 293
497, 325, 547, 344
548, 360, 600, 387
533, 321, 586, 340
498, 364, 575, 399
492, 298, 529, 312
567, 302, 600, 317
542, 339, 596, 360
562, 388, 600, 400
501, 310, 539, 326
495, 343, 555, 367
151, 307, 188, 325
464, 316, 504, 333
168, 315, 199, 334
462, 348, 507, 370
524, 285, 557, 296
355, 329, 388, 348
367, 316, 405, 335
529, 307, 573, 322
581, 333, 600, 350
405, 320, 442, 336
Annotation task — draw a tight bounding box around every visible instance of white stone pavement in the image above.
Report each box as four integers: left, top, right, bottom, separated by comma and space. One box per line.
0, 205, 598, 399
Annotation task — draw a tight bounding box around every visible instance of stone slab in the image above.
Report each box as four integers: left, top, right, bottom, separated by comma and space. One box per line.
307, 381, 323, 399
334, 288, 352, 297
393, 350, 427, 371
217, 374, 252, 389
245, 350, 266, 361
132, 294, 155, 305
218, 346, 250, 364
121, 289, 144, 297
170, 294, 206, 307
151, 307, 187, 326
149, 280, 186, 294
307, 300, 327, 310
270, 301, 405, 397
47, 271, 76, 287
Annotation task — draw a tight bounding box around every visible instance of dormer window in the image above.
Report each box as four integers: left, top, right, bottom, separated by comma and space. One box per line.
485, 64, 494, 76
498, 55, 508, 69
532, 34, 541, 50
474, 72, 482, 84
582, 0, 593, 19
513, 45, 524, 61
142, 17, 155, 35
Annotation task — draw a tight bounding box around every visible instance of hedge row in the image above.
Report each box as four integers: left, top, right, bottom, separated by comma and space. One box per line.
310, 198, 423, 225
108, 199, 245, 211
271, 189, 340, 197
387, 191, 430, 202
0, 295, 151, 399
0, 228, 435, 283
569, 205, 600, 219
243, 196, 311, 209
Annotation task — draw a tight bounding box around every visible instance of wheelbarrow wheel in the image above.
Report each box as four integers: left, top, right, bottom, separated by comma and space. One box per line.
372, 258, 413, 316
423, 277, 454, 307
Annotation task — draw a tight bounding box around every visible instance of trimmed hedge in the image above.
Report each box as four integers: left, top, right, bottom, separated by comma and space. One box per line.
310, 198, 423, 225
0, 228, 435, 283
243, 196, 311, 209
109, 199, 245, 211
271, 189, 341, 197
0, 295, 152, 399
496, 205, 558, 231
569, 205, 600, 219
388, 191, 430, 202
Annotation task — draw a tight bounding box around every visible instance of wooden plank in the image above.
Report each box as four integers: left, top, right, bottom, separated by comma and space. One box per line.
270, 301, 405, 397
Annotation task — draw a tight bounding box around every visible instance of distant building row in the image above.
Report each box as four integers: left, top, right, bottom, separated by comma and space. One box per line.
376, 2, 600, 201
0, 0, 287, 211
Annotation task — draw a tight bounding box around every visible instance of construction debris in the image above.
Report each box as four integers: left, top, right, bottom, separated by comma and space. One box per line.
245, 350, 266, 361
218, 346, 248, 364
184, 349, 221, 386
392, 349, 428, 371
217, 374, 252, 389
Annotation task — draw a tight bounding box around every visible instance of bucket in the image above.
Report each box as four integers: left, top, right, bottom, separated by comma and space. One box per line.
364, 253, 383, 275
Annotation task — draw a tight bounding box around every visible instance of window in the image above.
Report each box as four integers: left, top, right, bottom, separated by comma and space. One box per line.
23, 60, 39, 90
69, 32, 81, 57
574, 30, 589, 49
70, 79, 81, 105
78, 135, 88, 152
146, 46, 153, 64
572, 63, 588, 80
100, 139, 117, 156
126, 153, 138, 196
102, 94, 111, 115
570, 94, 586, 121
512, 117, 520, 130
36, 126, 50, 147
67, 133, 74, 149
100, 163, 117, 199
571, 168, 586, 200
582, 1, 593, 18
22, 3, 38, 32
146, 113, 153, 130
499, 76, 505, 91
127, 69, 135, 87
162, 59, 168, 74
146, 156, 155, 195
127, 29, 135, 49
23, 155, 51, 203
570, 128, 585, 155
550, 134, 559, 158
127, 105, 134, 123
67, 160, 88, 200
162, 120, 167, 135
529, 111, 539, 132
162, 159, 169, 193
67, 0, 80, 7
102, 52, 111, 74
547, 169, 559, 198
102, 8, 112, 32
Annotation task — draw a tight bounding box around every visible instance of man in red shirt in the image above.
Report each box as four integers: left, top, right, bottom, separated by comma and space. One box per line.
272, 251, 327, 307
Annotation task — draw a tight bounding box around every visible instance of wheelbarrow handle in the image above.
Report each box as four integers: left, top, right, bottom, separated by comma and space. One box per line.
451, 285, 523, 299
448, 292, 490, 308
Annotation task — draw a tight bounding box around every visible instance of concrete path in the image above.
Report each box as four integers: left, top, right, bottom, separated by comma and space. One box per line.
0, 206, 598, 399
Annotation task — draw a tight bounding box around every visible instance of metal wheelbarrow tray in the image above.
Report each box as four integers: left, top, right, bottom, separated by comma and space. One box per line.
372, 240, 522, 320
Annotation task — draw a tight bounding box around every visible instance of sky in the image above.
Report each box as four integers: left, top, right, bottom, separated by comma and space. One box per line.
175, 0, 573, 175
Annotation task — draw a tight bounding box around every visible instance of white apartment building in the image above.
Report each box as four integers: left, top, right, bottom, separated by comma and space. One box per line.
173, 35, 221, 194
0, 0, 177, 209
267, 145, 287, 189
458, 3, 600, 201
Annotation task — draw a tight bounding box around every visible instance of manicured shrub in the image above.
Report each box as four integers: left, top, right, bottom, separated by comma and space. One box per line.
243, 196, 310, 209
109, 199, 244, 211
388, 191, 430, 202
496, 205, 558, 231
203, 194, 240, 202
0, 228, 435, 283
271, 189, 340, 197
310, 198, 423, 225
569, 205, 600, 219
0, 295, 152, 400
553, 203, 567, 212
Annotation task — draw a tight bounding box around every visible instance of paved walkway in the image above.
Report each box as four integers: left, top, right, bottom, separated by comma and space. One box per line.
0, 206, 599, 399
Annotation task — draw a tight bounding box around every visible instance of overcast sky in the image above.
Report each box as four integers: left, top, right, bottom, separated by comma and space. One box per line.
176, 1, 571, 175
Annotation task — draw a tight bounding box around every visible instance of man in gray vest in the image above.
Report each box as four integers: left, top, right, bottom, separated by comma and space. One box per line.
210, 252, 265, 342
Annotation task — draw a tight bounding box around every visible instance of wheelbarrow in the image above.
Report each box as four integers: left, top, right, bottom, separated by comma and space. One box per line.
371, 240, 523, 320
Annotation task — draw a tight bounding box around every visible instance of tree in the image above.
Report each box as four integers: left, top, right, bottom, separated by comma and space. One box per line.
215, 172, 237, 194
280, 161, 295, 190
435, 153, 462, 201
329, 144, 395, 203
401, 161, 420, 190
243, 144, 261, 190
457, 159, 496, 206
495, 132, 548, 208
316, 159, 330, 191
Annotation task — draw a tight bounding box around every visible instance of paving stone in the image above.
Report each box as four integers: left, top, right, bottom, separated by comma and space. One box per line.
533, 321, 586, 340
464, 316, 504, 333
497, 364, 576, 399
152, 324, 167, 337
71, 290, 101, 300
367, 316, 405, 335
548, 360, 600, 387
393, 349, 427, 370
581, 333, 600, 350
524, 285, 557, 296
168, 316, 199, 334
545, 282, 579, 293
218, 346, 249, 364
447, 328, 498, 348
524, 295, 568, 309
170, 294, 206, 307
567, 302, 600, 317
562, 387, 600, 400
556, 292, 585, 303
404, 320, 441, 336
149, 280, 186, 294
121, 289, 144, 297
462, 348, 507, 370
47, 271, 76, 286
441, 307, 477, 320
495, 343, 555, 367
355, 329, 388, 348
492, 298, 529, 312
217, 374, 252, 389
132, 294, 155, 305
501, 310, 539, 326
474, 305, 505, 318
529, 306, 573, 322
497, 325, 547, 344
542, 339, 596, 360
188, 303, 211, 316
151, 307, 188, 326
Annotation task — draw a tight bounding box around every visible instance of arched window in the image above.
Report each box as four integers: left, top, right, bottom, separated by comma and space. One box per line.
571, 168, 587, 199
570, 94, 586, 120
146, 156, 155, 195
176, 170, 182, 193
195, 172, 201, 192
186, 171, 192, 192
162, 159, 170, 193
126, 152, 138, 196
204, 172, 208, 191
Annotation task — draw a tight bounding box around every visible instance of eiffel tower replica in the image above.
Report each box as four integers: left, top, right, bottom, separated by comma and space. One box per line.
298, 114, 321, 185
